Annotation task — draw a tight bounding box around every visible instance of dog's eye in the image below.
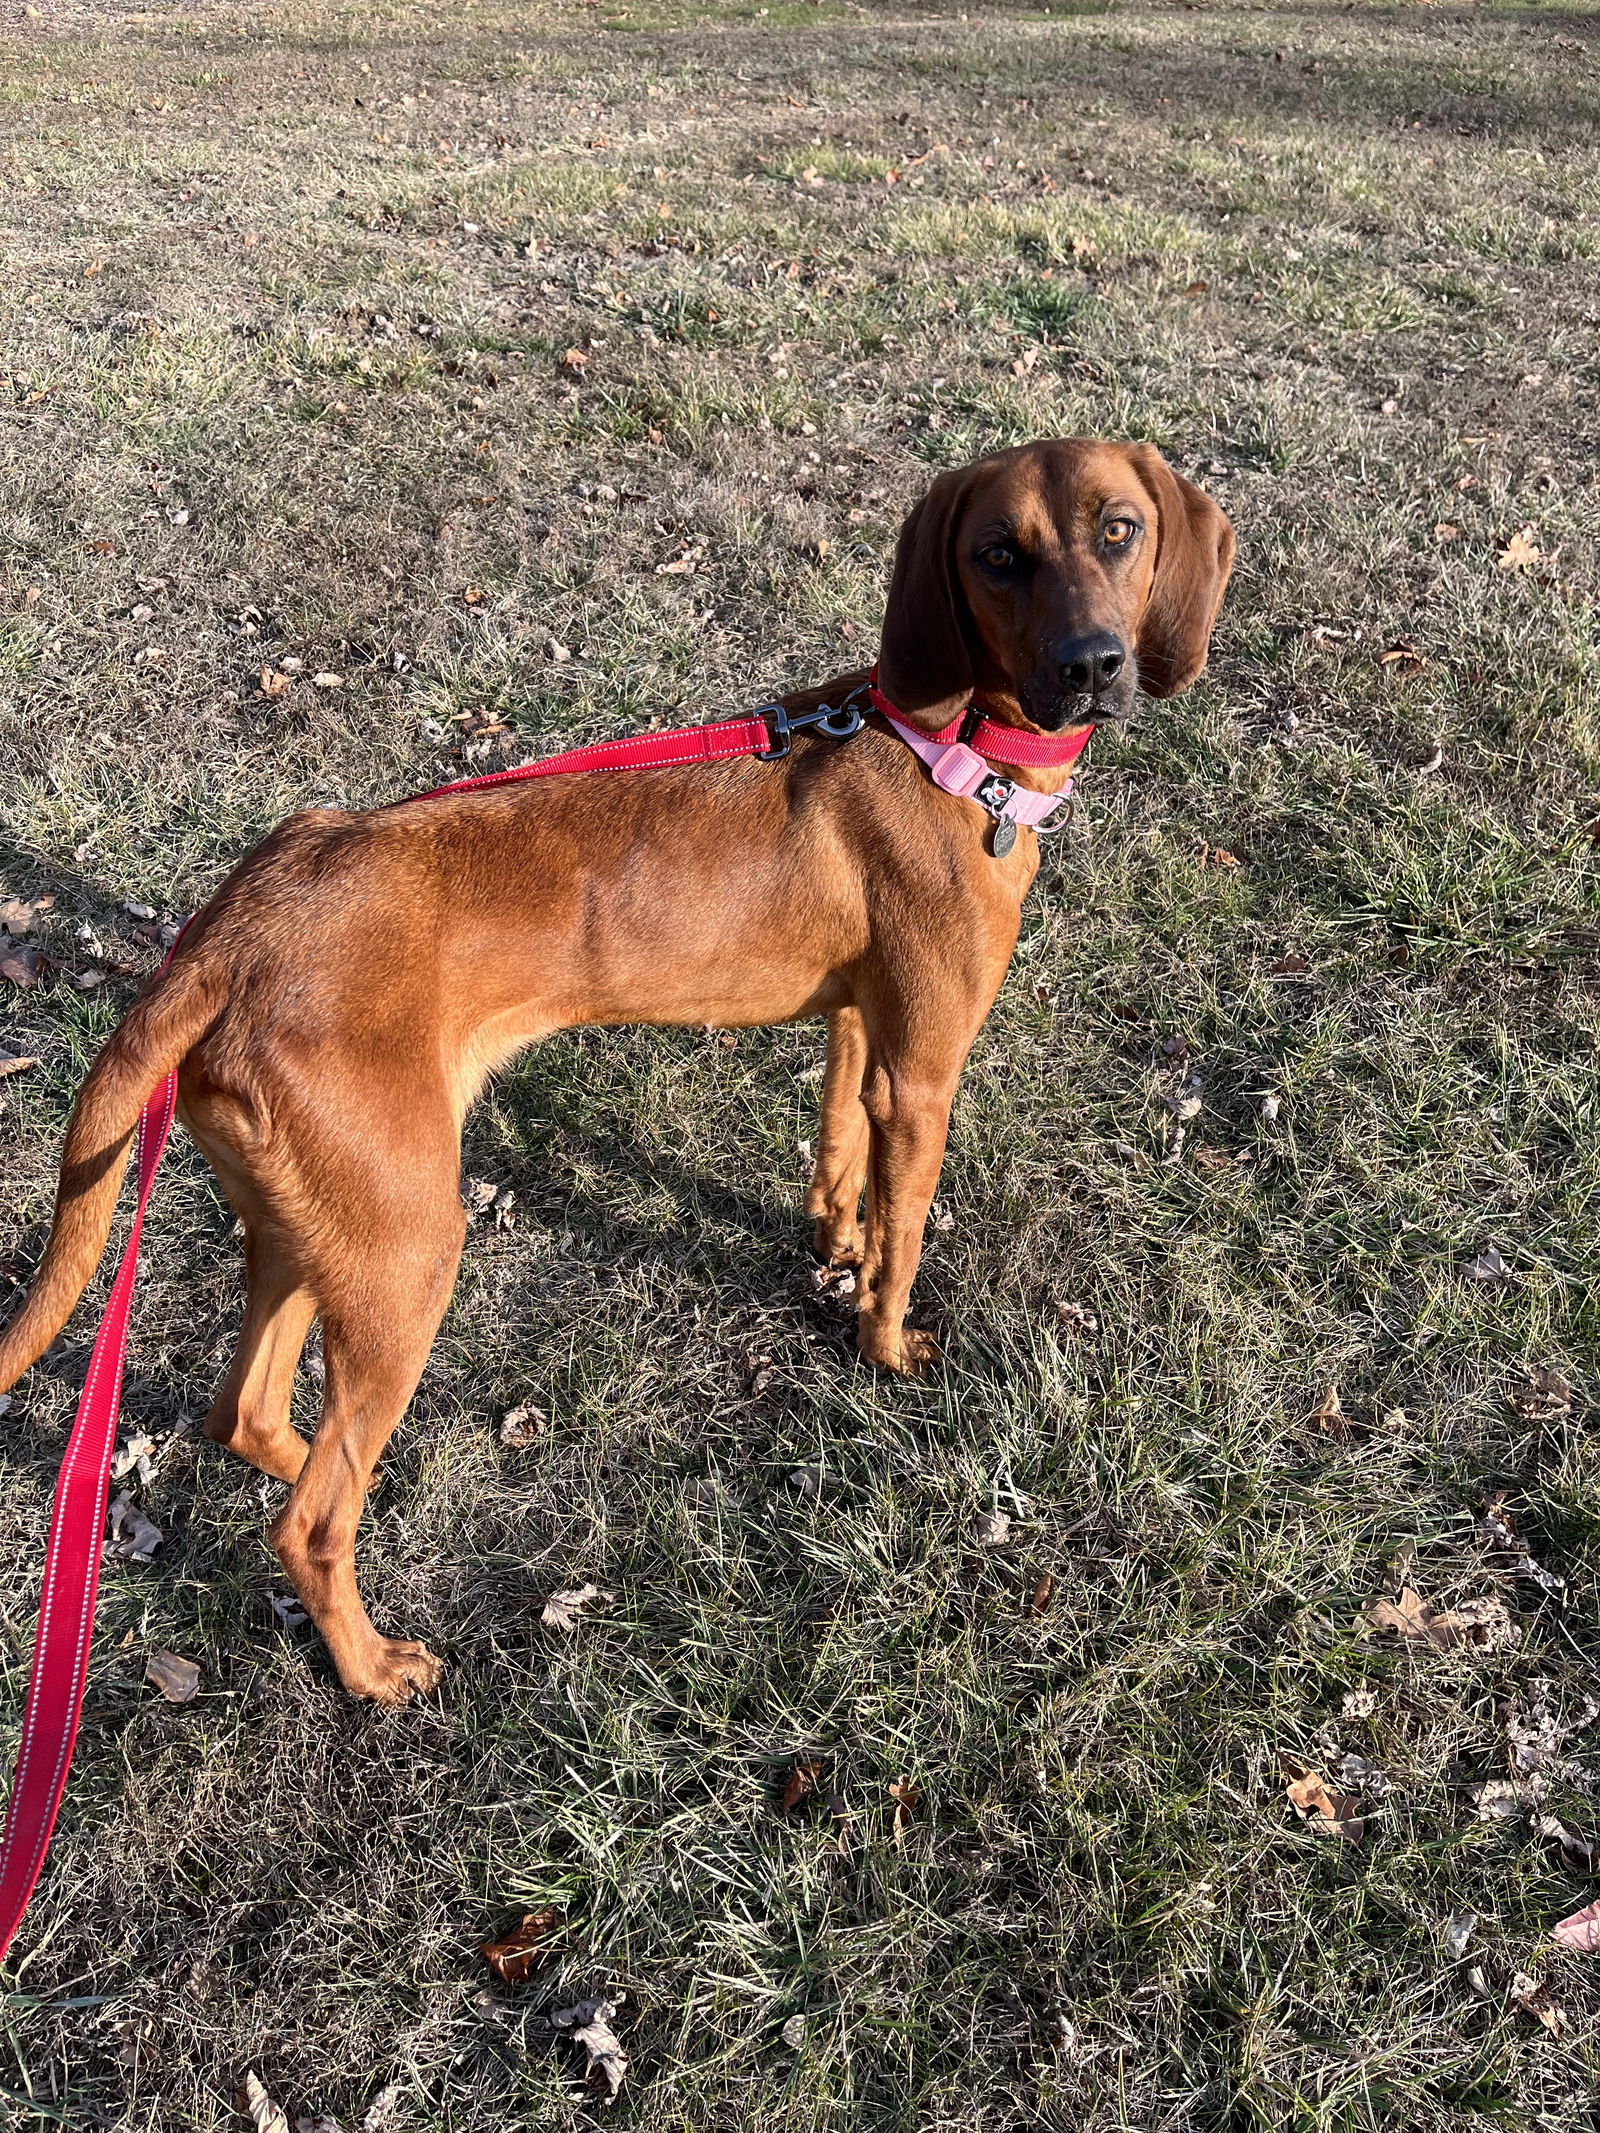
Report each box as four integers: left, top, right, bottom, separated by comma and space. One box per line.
980, 544, 1015, 570
1103, 519, 1139, 549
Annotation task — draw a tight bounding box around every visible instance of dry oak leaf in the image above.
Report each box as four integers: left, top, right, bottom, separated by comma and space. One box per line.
237, 2072, 290, 2133
1497, 526, 1542, 571
499, 1404, 544, 1448
1510, 1972, 1567, 2035
781, 1759, 824, 1812
559, 346, 589, 375
550, 1995, 628, 2101
480, 1906, 565, 1982
541, 1583, 612, 1632
1283, 1765, 1364, 1841
146, 1650, 200, 1703
1364, 1586, 1519, 1653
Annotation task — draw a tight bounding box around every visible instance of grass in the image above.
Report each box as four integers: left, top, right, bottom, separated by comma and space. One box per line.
1, 0, 1599, 2125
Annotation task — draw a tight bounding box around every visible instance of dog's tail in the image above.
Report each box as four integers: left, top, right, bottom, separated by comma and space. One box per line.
0, 950, 220, 1394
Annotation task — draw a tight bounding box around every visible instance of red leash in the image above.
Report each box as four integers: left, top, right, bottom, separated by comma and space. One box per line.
0, 681, 1089, 1965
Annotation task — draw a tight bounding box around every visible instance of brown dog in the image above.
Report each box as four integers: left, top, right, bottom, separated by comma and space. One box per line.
0, 438, 1232, 1703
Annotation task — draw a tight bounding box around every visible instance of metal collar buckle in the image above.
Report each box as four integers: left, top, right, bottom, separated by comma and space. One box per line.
756, 686, 868, 761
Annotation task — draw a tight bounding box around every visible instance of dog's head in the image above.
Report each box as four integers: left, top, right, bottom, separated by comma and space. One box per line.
876, 438, 1235, 734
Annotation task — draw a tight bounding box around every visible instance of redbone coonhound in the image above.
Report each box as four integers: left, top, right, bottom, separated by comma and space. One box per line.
0, 438, 1233, 1702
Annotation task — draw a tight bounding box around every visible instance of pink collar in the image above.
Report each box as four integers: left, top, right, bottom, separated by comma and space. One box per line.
868, 670, 1091, 840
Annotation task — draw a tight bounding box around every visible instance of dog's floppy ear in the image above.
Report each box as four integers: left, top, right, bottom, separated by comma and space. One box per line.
1127, 445, 1235, 698
875, 465, 977, 726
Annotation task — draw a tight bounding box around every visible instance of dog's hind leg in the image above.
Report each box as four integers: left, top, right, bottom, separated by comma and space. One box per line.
805, 1007, 871, 1266
268, 1174, 467, 1705
203, 1223, 315, 1485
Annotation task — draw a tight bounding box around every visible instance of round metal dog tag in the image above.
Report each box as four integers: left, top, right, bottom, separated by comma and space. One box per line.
991, 818, 1017, 858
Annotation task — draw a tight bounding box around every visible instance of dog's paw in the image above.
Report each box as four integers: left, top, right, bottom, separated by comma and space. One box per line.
857, 1319, 941, 1378
811, 1216, 864, 1267
344, 1636, 445, 1705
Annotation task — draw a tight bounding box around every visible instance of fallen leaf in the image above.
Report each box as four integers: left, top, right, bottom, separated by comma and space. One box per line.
559, 346, 589, 374
1417, 741, 1445, 774
499, 1404, 544, 1447
1470, 1243, 1511, 1283
269, 1593, 308, 1629
541, 1583, 611, 1632
1510, 1972, 1567, 2035
1341, 1687, 1377, 1719
1378, 639, 1425, 673
1482, 1496, 1567, 1598
112, 1430, 159, 1485
1165, 1074, 1203, 1122
360, 2085, 404, 2133
1434, 521, 1459, 541
0, 893, 52, 936
1364, 1586, 1519, 1653
888, 1775, 921, 1841
1474, 1775, 1545, 1821
145, 1650, 200, 1703
1552, 1896, 1600, 1952
461, 585, 485, 605
1053, 1300, 1098, 1337
971, 1510, 1011, 1547
1272, 952, 1309, 975
1537, 1814, 1600, 1876
480, 1906, 565, 1981
1510, 1367, 1572, 1422
311, 671, 343, 690
787, 1465, 823, 1499
550, 1995, 627, 2100
1185, 277, 1209, 295
107, 1490, 163, 1562
237, 2072, 290, 2133
1311, 1385, 1347, 1437
1193, 1141, 1246, 1172
0, 1054, 39, 1077
1204, 844, 1241, 867
1497, 526, 1542, 571
258, 667, 290, 698
1283, 1765, 1364, 1841
1442, 1909, 1476, 1960
655, 543, 705, 577
295, 2117, 343, 2133
780, 2012, 807, 2049
0, 947, 39, 988
1029, 1572, 1055, 1618
462, 1176, 498, 1216
781, 1759, 824, 1811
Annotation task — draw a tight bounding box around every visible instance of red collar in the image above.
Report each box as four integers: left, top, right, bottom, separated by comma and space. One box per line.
867, 668, 1094, 770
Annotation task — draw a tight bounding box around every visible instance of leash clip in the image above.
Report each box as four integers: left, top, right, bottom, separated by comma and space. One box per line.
756, 689, 868, 761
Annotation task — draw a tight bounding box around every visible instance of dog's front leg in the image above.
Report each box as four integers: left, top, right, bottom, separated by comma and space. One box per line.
805, 1007, 870, 1266
853, 1053, 959, 1377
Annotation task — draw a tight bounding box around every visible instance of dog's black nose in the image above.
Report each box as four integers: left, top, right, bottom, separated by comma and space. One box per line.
1055, 631, 1126, 696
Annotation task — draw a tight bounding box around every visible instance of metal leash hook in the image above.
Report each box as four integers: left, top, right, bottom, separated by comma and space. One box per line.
755, 684, 870, 761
